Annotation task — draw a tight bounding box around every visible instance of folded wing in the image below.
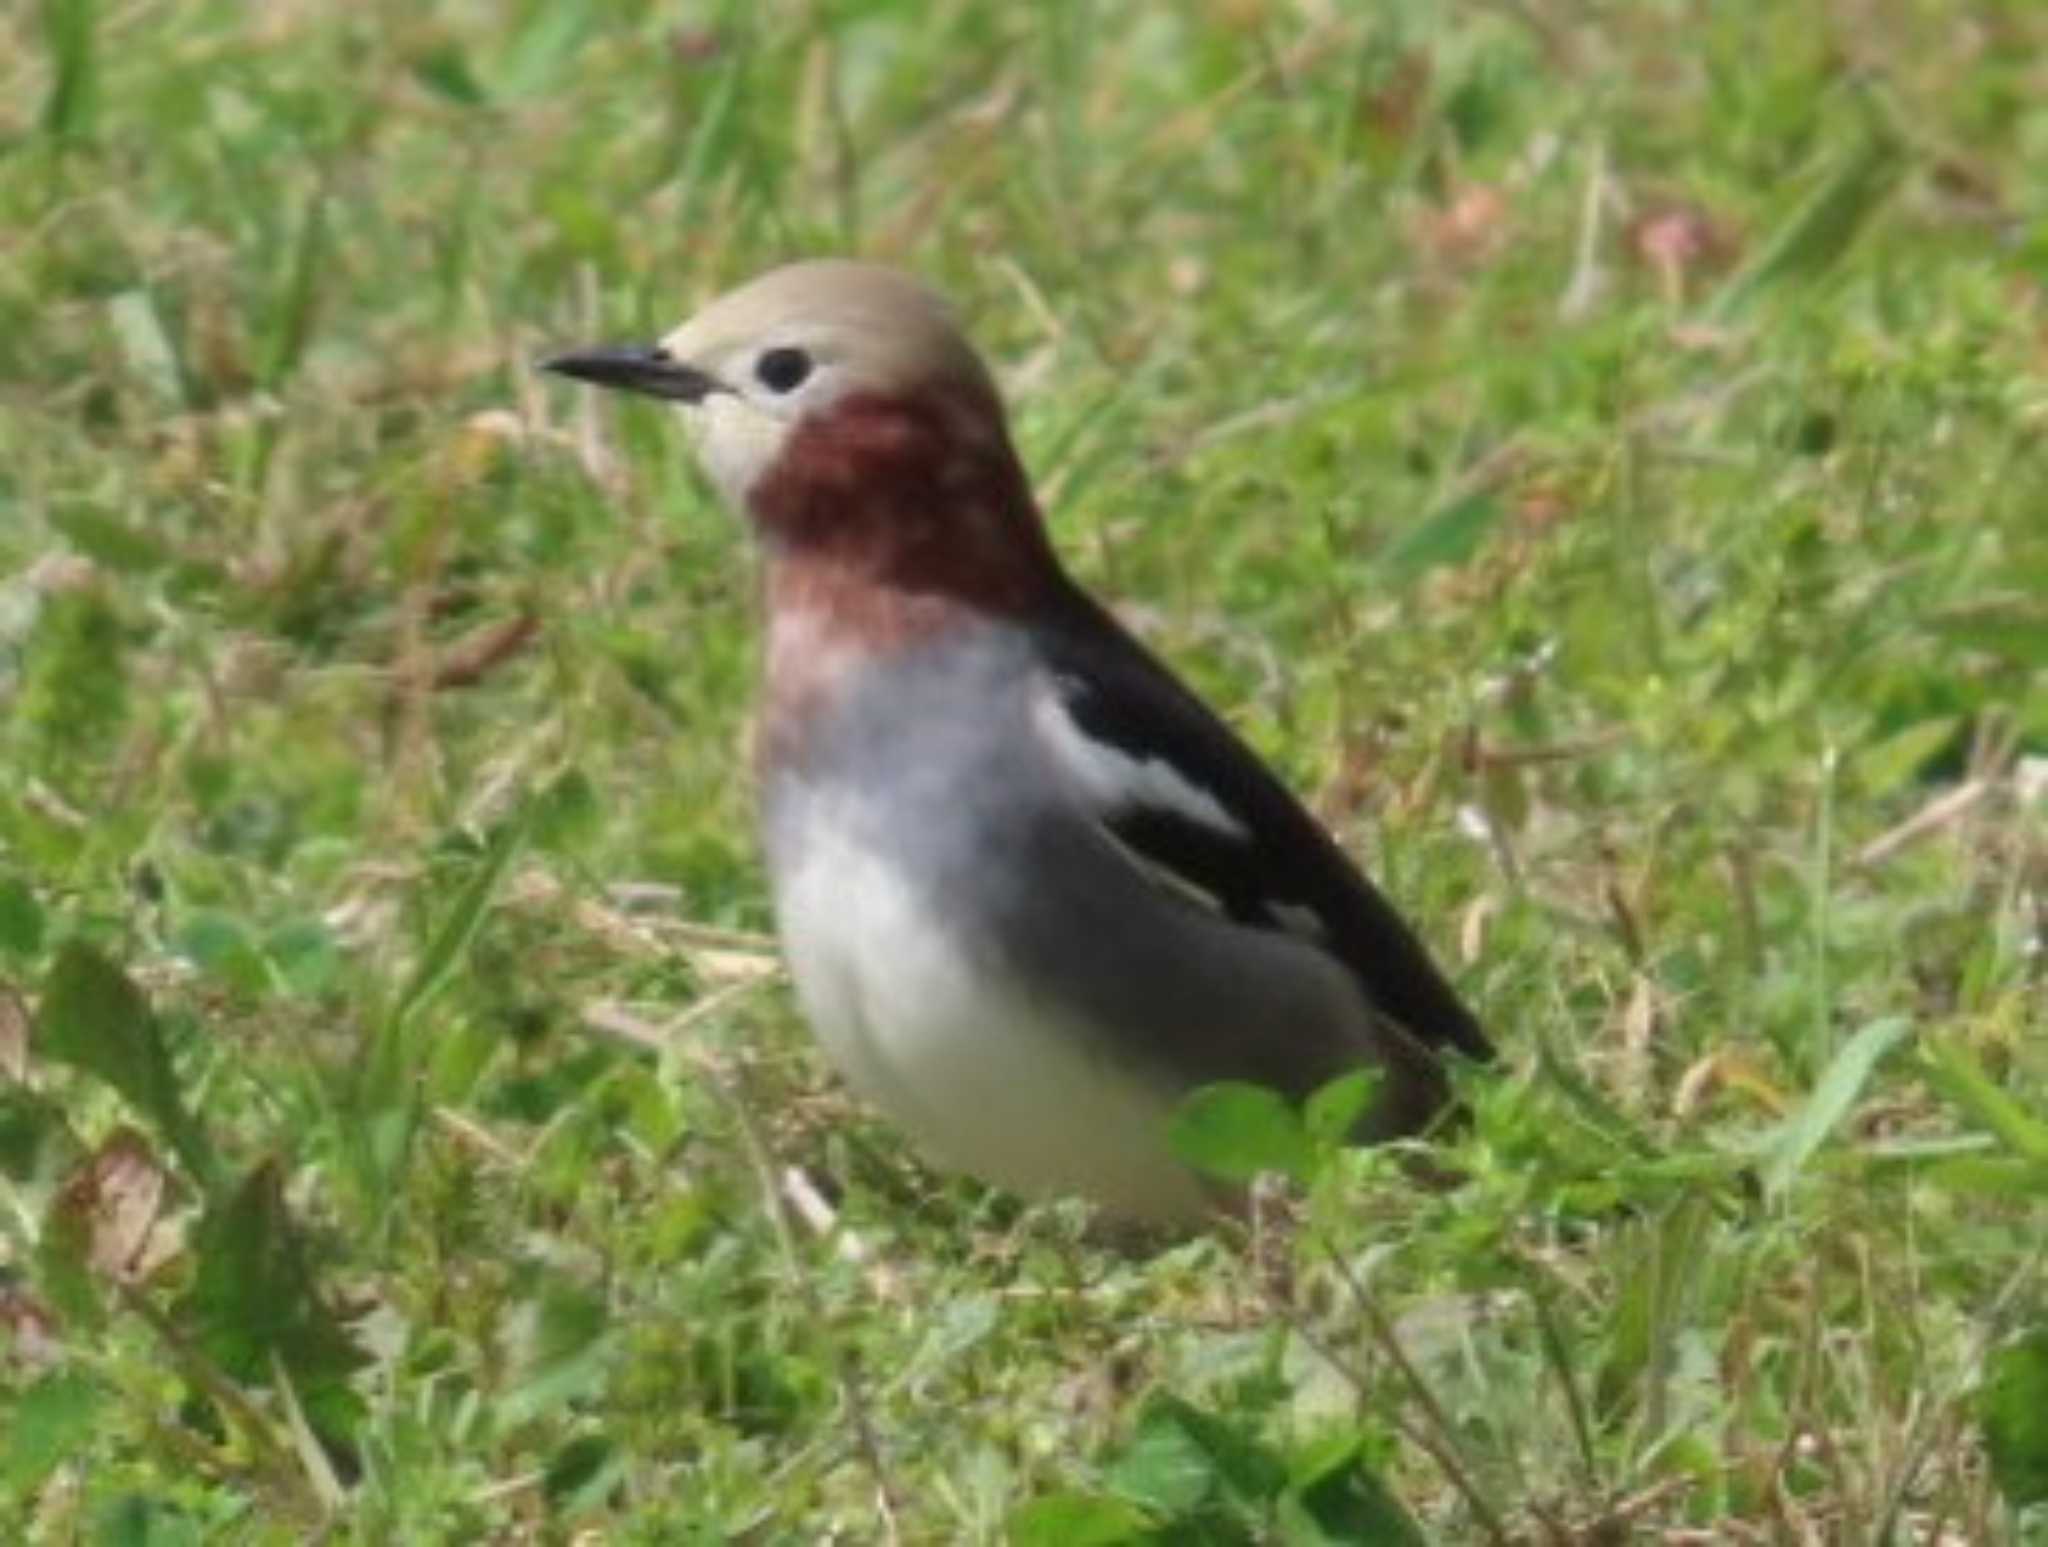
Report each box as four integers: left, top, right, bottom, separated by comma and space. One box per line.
1031, 591, 1493, 1066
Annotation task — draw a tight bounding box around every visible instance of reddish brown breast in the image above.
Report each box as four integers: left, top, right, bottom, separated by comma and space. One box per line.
747, 387, 1062, 771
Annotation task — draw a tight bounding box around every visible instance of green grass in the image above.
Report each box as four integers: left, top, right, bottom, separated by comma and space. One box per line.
3, 0, 2046, 1539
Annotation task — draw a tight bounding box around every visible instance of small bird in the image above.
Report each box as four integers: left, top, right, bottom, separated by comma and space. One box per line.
546, 261, 1491, 1222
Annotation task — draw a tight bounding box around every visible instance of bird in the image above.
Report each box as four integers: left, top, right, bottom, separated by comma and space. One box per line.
545, 260, 1491, 1223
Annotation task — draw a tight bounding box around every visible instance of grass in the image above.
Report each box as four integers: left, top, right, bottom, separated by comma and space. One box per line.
2, 0, 2046, 1540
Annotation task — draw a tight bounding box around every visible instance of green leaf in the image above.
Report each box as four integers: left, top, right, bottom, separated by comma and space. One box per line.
1106, 1393, 1287, 1516
1919, 1039, 2048, 1164
501, 1277, 614, 1428
532, 766, 600, 849
1304, 1070, 1379, 1146
391, 819, 531, 1033
175, 910, 273, 997
533, 1276, 610, 1368
0, 1085, 73, 1181
176, 1160, 368, 1444
1981, 1327, 2048, 1508
38, 1168, 104, 1329
263, 918, 341, 997
1377, 492, 1503, 589
1168, 1083, 1316, 1184
542, 1434, 620, 1510
261, 190, 329, 389
1708, 132, 1903, 317
4, 1370, 105, 1492
1927, 606, 2048, 667
497, 1, 598, 97
916, 1293, 1000, 1373
20, 591, 130, 769
1920, 1156, 2048, 1200
1106, 1404, 1219, 1515
39, 0, 99, 141
1283, 1433, 1427, 1547
1599, 1193, 1714, 1411
1758, 1016, 1911, 1196
0, 875, 45, 956
37, 942, 217, 1187
1008, 1493, 1152, 1546
349, 815, 530, 1230
1854, 716, 1963, 799
92, 1492, 201, 1547
412, 41, 490, 105
47, 506, 172, 576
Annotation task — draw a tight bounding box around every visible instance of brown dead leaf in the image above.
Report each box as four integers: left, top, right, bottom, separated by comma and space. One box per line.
691, 947, 782, 985
1310, 728, 1386, 827
1412, 183, 1511, 266
1673, 1050, 1789, 1120
430, 612, 541, 690
1665, 320, 1746, 354
0, 1282, 61, 1371
1613, 972, 1662, 1101
25, 552, 98, 595
0, 984, 27, 1081
1358, 50, 1431, 143
1672, 1053, 1720, 1119
1459, 892, 1499, 966
187, 279, 254, 397
670, 25, 724, 64
1927, 156, 2005, 222
51, 1128, 184, 1285
1513, 481, 1575, 534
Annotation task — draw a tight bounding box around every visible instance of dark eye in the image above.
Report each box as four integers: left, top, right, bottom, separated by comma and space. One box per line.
755, 346, 813, 393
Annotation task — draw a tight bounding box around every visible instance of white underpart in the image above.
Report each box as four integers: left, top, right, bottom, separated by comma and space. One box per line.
773, 790, 1214, 1223
1031, 685, 1248, 839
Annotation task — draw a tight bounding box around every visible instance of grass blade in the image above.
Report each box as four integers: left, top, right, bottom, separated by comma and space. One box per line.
1378, 492, 1504, 589
350, 812, 531, 1234
38, 0, 99, 142
261, 189, 330, 389
1919, 1038, 2048, 1164
1707, 131, 1904, 318
1760, 1015, 1912, 1196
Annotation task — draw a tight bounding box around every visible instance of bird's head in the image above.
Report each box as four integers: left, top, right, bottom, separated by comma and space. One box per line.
546, 261, 1052, 605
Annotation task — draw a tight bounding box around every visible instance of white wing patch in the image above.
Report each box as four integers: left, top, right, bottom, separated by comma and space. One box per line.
1031, 685, 1248, 839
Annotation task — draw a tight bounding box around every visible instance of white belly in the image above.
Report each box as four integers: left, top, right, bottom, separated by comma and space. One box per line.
772, 815, 1212, 1223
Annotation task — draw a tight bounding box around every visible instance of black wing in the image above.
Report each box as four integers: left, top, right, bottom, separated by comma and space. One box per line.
1031, 586, 1493, 1065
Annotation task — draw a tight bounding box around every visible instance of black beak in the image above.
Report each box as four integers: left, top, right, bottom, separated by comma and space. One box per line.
542, 344, 719, 403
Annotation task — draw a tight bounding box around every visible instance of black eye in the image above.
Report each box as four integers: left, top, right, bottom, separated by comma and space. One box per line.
755, 346, 813, 393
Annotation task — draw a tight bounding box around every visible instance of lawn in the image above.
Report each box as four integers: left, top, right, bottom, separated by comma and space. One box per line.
2, 0, 2045, 1540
